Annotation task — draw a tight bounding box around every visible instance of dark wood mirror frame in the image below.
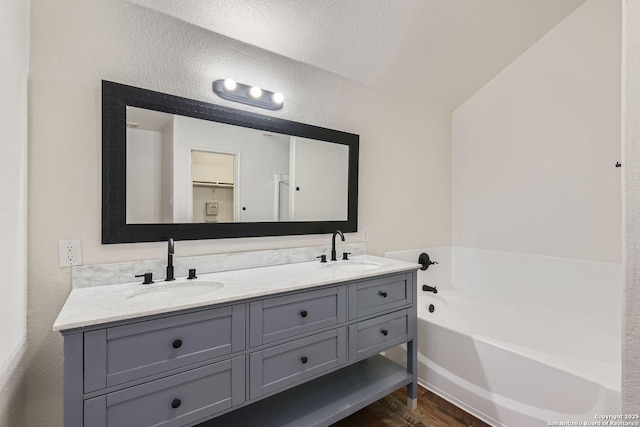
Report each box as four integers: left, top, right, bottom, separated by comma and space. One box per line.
102, 80, 359, 244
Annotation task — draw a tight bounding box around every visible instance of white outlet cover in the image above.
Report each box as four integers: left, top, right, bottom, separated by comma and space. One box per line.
58, 240, 83, 267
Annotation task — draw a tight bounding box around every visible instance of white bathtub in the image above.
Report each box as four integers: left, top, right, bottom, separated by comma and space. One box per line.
411, 290, 621, 426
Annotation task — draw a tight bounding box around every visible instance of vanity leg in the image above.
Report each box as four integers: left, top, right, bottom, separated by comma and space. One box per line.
63, 332, 84, 427
406, 339, 418, 410
407, 396, 418, 411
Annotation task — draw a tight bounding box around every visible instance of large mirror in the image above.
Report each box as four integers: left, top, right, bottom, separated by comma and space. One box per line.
102, 81, 359, 243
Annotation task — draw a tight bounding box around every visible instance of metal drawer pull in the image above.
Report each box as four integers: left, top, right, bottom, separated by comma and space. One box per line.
380, 329, 388, 336
300, 310, 308, 318
378, 291, 388, 298
172, 339, 182, 349
301, 356, 308, 364
171, 399, 181, 409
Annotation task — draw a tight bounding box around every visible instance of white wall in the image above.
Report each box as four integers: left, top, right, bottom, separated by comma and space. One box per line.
0, 0, 28, 426
622, 0, 640, 412
452, 0, 621, 263
27, 1, 452, 425
160, 120, 174, 222
126, 128, 162, 223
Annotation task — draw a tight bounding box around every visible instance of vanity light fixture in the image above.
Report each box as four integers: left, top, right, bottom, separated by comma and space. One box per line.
212, 79, 284, 111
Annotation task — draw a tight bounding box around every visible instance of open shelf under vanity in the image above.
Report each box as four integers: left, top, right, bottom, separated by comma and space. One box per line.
198, 355, 412, 427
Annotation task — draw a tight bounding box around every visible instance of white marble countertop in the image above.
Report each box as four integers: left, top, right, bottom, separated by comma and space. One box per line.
53, 255, 418, 331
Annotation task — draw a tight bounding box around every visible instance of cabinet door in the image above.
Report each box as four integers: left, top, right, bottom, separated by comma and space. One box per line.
84, 356, 245, 427
84, 304, 245, 392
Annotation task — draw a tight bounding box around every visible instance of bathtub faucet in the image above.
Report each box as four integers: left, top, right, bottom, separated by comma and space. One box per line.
422, 285, 438, 294
418, 252, 438, 270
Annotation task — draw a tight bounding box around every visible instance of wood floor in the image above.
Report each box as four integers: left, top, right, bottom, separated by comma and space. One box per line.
330, 385, 491, 427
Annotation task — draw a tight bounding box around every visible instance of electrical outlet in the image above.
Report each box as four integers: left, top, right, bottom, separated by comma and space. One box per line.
59, 240, 83, 267
362, 227, 369, 242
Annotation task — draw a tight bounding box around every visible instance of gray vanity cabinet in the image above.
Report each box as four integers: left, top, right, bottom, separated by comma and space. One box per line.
62, 270, 417, 427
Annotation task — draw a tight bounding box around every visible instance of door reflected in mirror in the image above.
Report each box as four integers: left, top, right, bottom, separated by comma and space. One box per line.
125, 107, 349, 224
191, 150, 235, 223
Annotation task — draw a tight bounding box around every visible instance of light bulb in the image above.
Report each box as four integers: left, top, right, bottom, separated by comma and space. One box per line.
223, 78, 237, 91
249, 86, 263, 99
271, 92, 284, 105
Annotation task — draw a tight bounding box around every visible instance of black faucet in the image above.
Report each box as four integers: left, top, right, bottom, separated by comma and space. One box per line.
422, 285, 438, 294
331, 230, 345, 261
166, 237, 175, 281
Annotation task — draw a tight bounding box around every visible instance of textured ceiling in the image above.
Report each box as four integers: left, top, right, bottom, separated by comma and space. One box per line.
128, 0, 587, 109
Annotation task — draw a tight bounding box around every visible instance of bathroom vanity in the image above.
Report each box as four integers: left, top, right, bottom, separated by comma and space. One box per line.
54, 255, 418, 427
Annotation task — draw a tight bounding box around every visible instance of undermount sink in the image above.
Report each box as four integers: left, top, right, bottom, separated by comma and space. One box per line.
126, 280, 225, 302
323, 260, 382, 272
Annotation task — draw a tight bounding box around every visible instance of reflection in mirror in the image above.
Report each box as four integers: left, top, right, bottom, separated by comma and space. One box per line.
125, 107, 349, 224
191, 151, 235, 223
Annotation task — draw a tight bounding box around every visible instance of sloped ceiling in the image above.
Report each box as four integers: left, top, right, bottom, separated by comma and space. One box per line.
128, 0, 587, 109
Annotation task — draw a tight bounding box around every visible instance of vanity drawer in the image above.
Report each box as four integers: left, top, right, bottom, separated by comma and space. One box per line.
348, 274, 411, 320
84, 304, 245, 393
249, 328, 347, 399
349, 309, 408, 362
84, 356, 245, 427
249, 286, 346, 347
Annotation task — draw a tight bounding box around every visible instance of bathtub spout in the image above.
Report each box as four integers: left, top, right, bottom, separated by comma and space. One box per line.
422, 285, 438, 293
